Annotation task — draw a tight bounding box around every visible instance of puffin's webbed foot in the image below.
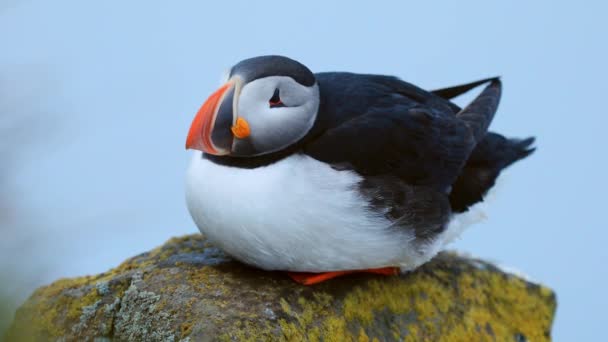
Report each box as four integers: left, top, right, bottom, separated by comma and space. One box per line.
287, 267, 399, 285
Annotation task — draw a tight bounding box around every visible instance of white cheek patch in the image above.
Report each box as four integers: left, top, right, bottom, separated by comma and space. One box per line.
236, 76, 320, 155
280, 79, 313, 107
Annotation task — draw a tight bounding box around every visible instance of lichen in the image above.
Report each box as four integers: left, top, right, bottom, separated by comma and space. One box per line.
112, 284, 176, 341
6, 234, 556, 342
71, 299, 101, 334
223, 259, 555, 341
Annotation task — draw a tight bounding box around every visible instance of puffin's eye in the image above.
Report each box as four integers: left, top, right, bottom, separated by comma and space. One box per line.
269, 88, 285, 108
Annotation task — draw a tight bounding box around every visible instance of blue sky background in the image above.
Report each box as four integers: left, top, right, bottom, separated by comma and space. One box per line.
1, 1, 606, 339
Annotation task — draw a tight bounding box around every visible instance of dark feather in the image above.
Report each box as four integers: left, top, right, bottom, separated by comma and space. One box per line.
449, 133, 536, 213
455, 79, 501, 144
359, 176, 451, 240
431, 77, 500, 100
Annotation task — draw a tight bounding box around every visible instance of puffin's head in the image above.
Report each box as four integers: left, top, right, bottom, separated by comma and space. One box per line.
186, 55, 319, 157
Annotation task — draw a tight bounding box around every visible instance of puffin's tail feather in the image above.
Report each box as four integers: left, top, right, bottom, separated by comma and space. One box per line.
456, 79, 502, 146
431, 76, 500, 101
449, 132, 535, 213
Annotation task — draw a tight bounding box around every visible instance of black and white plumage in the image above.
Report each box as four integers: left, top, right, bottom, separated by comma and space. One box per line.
185, 55, 534, 273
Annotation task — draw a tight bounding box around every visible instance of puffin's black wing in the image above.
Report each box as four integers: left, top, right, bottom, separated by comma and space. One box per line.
431, 77, 499, 101
430, 77, 500, 113
305, 77, 502, 192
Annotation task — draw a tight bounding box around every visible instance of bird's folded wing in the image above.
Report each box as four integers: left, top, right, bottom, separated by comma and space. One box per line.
305, 81, 502, 191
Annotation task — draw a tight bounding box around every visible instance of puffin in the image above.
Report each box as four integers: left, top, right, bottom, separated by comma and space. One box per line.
185, 55, 534, 285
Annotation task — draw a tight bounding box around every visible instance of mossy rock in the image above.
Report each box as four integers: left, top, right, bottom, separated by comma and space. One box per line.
6, 234, 556, 341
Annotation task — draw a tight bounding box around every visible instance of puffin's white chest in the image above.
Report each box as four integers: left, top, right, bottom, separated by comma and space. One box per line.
185, 152, 416, 272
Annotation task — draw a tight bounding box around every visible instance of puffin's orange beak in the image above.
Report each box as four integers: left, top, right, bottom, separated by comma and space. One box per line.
186, 82, 238, 155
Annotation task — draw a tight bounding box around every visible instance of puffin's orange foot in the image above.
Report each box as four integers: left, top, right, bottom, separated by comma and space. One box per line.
287, 267, 399, 285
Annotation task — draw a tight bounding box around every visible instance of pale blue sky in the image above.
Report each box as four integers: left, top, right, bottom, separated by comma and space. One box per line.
1, 1, 606, 340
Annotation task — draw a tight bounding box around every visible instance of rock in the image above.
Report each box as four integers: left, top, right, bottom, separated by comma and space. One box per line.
6, 234, 556, 341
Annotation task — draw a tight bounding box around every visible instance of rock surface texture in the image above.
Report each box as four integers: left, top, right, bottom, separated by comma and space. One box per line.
7, 234, 556, 341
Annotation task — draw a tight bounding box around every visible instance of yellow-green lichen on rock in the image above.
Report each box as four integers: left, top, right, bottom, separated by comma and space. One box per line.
6, 234, 556, 341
